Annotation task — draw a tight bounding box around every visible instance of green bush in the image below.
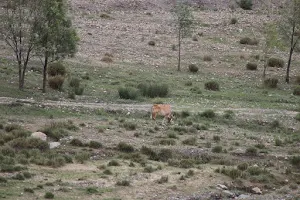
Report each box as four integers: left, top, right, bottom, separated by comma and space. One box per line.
246, 62, 257, 70
159, 139, 176, 146
70, 138, 84, 147
239, 0, 253, 10
230, 17, 238, 24
48, 75, 65, 90
138, 83, 169, 98
123, 122, 137, 131
74, 152, 90, 164
157, 176, 168, 184
293, 86, 300, 96
213, 135, 221, 142
88, 141, 102, 149
44, 192, 55, 199
9, 138, 49, 151
182, 137, 197, 146
223, 110, 235, 119
290, 156, 300, 167
69, 77, 80, 88
86, 187, 98, 194
295, 113, 300, 121
116, 180, 130, 186
267, 58, 285, 68
74, 87, 84, 95
245, 147, 258, 156
212, 145, 222, 153
264, 78, 278, 88
117, 142, 134, 153
5, 124, 21, 132
237, 162, 248, 171
108, 160, 120, 166
205, 81, 220, 91
118, 87, 139, 100
200, 109, 216, 118
239, 37, 258, 45
188, 64, 199, 73
48, 62, 66, 76
157, 148, 172, 162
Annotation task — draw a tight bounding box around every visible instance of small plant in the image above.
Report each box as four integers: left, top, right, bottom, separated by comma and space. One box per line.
157, 176, 168, 184
293, 86, 300, 96
275, 137, 283, 146
185, 81, 193, 86
88, 141, 102, 149
223, 110, 235, 119
237, 162, 248, 171
213, 135, 221, 142
157, 148, 173, 162
44, 192, 54, 199
24, 188, 34, 193
103, 169, 113, 175
47, 62, 66, 76
86, 187, 98, 194
188, 64, 198, 73
246, 62, 257, 70
239, 37, 258, 45
116, 180, 130, 186
230, 17, 237, 24
290, 156, 300, 167
48, 75, 65, 90
182, 137, 197, 146
192, 35, 198, 41
74, 152, 90, 164
118, 87, 139, 100
101, 56, 113, 63
148, 41, 155, 46
144, 165, 155, 173
159, 139, 176, 146
190, 86, 202, 94
203, 55, 212, 62
295, 113, 300, 121
168, 132, 178, 139
245, 147, 258, 156
181, 110, 190, 118
108, 160, 120, 166
69, 77, 80, 88
239, 0, 253, 10
0, 176, 7, 183
123, 122, 137, 131
267, 58, 285, 68
264, 78, 278, 88
205, 81, 219, 91
70, 138, 84, 147
212, 145, 223, 153
117, 142, 134, 153
200, 109, 216, 118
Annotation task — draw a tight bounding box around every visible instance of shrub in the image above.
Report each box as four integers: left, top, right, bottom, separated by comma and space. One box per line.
88, 141, 102, 149
157, 176, 168, 184
230, 18, 237, 24
200, 109, 216, 118
103, 169, 113, 175
188, 64, 199, 73
74, 87, 84, 95
117, 142, 134, 153
181, 110, 190, 118
74, 152, 90, 164
275, 137, 283, 146
140, 146, 158, 160
203, 55, 212, 62
138, 83, 168, 98
70, 138, 84, 147
123, 122, 137, 131
212, 145, 222, 153
86, 187, 98, 194
290, 156, 300, 167
118, 87, 139, 100
264, 78, 278, 88
159, 139, 176, 146
245, 147, 258, 156
148, 41, 155, 46
5, 124, 21, 132
267, 58, 285, 68
295, 113, 300, 121
44, 192, 54, 199
205, 81, 219, 91
213, 135, 221, 142
190, 86, 202, 94
101, 56, 113, 63
116, 180, 130, 186
9, 138, 49, 151
239, 0, 253, 10
108, 160, 120, 166
239, 37, 258, 45
293, 86, 300, 96
223, 110, 235, 119
182, 137, 197, 146
144, 165, 155, 173
237, 162, 248, 171
157, 148, 173, 162
48, 75, 65, 90
0, 176, 7, 183
69, 78, 80, 88
48, 62, 66, 76
246, 62, 257, 70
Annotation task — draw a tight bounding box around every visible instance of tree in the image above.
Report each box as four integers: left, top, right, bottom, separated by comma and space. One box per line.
33, 0, 78, 93
173, 1, 194, 71
0, 0, 39, 89
279, 0, 300, 83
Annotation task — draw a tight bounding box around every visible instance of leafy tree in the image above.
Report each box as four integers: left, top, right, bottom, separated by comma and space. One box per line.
173, 1, 194, 71
33, 0, 78, 93
279, 0, 300, 83
0, 0, 39, 89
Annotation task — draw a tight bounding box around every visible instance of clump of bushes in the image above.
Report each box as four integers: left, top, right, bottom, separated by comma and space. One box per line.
205, 81, 220, 91
117, 142, 134, 153
264, 78, 278, 88
48, 62, 66, 77
118, 87, 139, 100
138, 83, 168, 98
293, 86, 300, 96
200, 109, 216, 118
239, 0, 253, 10
69, 77, 84, 96
48, 75, 65, 90
188, 64, 199, 73
182, 137, 197, 146
246, 62, 257, 70
267, 58, 284, 68
239, 37, 258, 45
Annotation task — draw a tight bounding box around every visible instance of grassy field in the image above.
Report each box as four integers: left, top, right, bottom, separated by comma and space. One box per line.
1, 0, 300, 199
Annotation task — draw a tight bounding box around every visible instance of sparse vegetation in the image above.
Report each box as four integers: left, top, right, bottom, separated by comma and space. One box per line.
239, 0, 253, 10
267, 58, 285, 68
188, 64, 199, 73
118, 87, 139, 100
264, 78, 278, 88
293, 86, 300, 96
205, 81, 220, 91
246, 62, 258, 70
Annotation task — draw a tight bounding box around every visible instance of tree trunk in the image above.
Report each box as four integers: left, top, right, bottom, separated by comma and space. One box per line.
18, 62, 23, 90
177, 28, 181, 71
42, 53, 48, 93
286, 46, 293, 83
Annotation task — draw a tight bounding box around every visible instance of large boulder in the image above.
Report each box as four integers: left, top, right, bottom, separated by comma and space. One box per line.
31, 132, 47, 141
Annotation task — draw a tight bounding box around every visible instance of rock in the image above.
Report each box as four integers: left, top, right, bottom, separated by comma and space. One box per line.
49, 142, 61, 149
237, 194, 251, 199
31, 132, 47, 141
251, 187, 262, 194
222, 190, 235, 198
217, 184, 228, 190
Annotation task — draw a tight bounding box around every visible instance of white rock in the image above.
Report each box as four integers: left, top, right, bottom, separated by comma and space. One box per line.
31, 132, 47, 141
49, 142, 61, 149
252, 187, 262, 194
217, 184, 228, 190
